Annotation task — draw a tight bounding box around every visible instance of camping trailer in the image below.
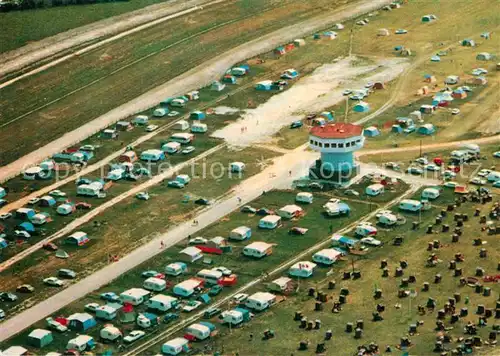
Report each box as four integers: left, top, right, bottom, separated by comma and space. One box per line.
245, 292, 276, 311
173, 279, 203, 298
162, 142, 181, 154
133, 115, 149, 126
147, 294, 178, 312
243, 242, 273, 258
140, 149, 165, 162
295, 192, 313, 204
229, 226, 252, 240
173, 120, 190, 131
170, 133, 194, 144
268, 277, 293, 293
143, 277, 167, 292
277, 204, 303, 219
161, 337, 190, 355
65, 231, 89, 246
312, 249, 342, 265
165, 262, 187, 276
196, 269, 223, 285
77, 182, 103, 196
421, 187, 440, 200
289, 261, 317, 278
258, 215, 281, 229
66, 335, 95, 352
119, 288, 150, 305
185, 323, 214, 341
366, 183, 385, 196
99, 325, 122, 342
179, 246, 203, 262
230, 162, 246, 173
399, 199, 423, 212
96, 305, 119, 320
191, 122, 208, 133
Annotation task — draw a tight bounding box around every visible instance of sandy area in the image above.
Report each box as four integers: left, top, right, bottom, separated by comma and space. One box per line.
212, 56, 410, 146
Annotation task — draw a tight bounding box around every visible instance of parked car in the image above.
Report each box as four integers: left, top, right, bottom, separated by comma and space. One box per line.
344, 189, 360, 196
163, 313, 179, 324
384, 162, 400, 170
203, 307, 221, 319
493, 151, 500, 158
58, 269, 76, 279
145, 125, 159, 132
0, 199, 7, 207
49, 190, 66, 197
415, 157, 428, 165
308, 182, 324, 190
79, 145, 95, 151
443, 181, 459, 188
194, 198, 211, 205
493, 181, 500, 188
100, 292, 120, 302
289, 227, 309, 235
44, 277, 64, 287
406, 167, 423, 175
424, 164, 441, 172
470, 177, 486, 185
213, 266, 232, 276
233, 293, 249, 303
360, 237, 382, 246
141, 270, 160, 278
0, 213, 12, 220
14, 230, 30, 239
443, 170, 457, 179
477, 169, 492, 177
181, 146, 196, 155
124, 330, 146, 344
342, 89, 352, 96
451, 108, 460, 115
46, 317, 68, 332
0, 309, 5, 320
0, 292, 18, 302
395, 29, 408, 34
85, 303, 100, 313
167, 180, 185, 189
182, 300, 202, 313
28, 198, 40, 205
241, 205, 256, 214
16, 284, 35, 293
290, 121, 303, 129
43, 242, 58, 251
256, 208, 274, 216
209, 285, 223, 296
189, 237, 208, 245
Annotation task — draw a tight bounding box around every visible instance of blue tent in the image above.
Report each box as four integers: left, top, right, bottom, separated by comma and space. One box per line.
320, 111, 334, 121
19, 222, 35, 232
190, 111, 206, 120
199, 294, 211, 304
418, 124, 436, 135
394, 45, 403, 51
338, 203, 351, 215
392, 125, 403, 133
353, 102, 370, 113
364, 126, 380, 137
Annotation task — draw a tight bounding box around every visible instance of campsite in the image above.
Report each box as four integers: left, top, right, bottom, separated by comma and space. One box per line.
0, 0, 499, 354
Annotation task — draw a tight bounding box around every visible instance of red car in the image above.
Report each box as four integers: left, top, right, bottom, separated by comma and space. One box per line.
43, 242, 58, 251
75, 202, 92, 210
433, 157, 444, 166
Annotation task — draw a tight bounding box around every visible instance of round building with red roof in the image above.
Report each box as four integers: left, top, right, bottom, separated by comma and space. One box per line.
309, 123, 364, 180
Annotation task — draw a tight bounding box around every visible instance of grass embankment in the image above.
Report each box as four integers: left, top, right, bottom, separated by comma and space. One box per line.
0, 0, 354, 164
3, 190, 374, 354
204, 192, 499, 356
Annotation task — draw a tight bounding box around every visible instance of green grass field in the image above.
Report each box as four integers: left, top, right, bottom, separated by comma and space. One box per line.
193, 192, 499, 356
2, 190, 374, 354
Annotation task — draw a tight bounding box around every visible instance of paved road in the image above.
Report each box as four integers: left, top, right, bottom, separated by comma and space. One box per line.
0, 148, 317, 342
0, 0, 393, 183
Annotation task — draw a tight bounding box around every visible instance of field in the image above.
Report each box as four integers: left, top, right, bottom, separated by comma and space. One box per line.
0, 0, 355, 165
3, 189, 374, 353
193, 190, 500, 356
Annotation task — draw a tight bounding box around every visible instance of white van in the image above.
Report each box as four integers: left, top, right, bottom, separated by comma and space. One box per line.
162, 142, 181, 154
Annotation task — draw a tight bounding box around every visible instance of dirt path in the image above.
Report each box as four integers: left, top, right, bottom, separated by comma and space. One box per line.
0, 0, 220, 79
0, 0, 393, 183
